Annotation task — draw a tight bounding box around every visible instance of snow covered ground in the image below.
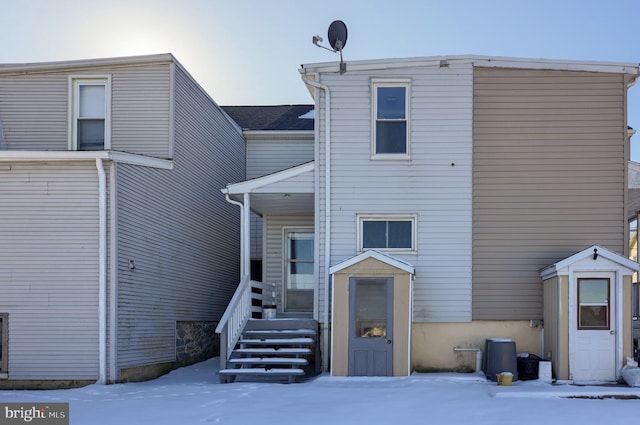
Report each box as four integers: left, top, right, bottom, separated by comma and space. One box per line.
1, 358, 640, 425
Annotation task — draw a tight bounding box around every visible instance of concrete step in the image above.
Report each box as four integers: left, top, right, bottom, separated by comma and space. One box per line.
228, 357, 309, 366
233, 347, 312, 356
238, 337, 315, 346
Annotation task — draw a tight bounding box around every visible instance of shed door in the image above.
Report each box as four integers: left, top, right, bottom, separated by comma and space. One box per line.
571, 277, 616, 382
348, 277, 393, 376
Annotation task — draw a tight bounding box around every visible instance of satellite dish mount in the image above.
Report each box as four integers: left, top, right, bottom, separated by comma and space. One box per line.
312, 20, 348, 74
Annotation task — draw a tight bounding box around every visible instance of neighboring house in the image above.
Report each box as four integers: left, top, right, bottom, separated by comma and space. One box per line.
221, 105, 314, 282
221, 55, 640, 382
0, 54, 245, 388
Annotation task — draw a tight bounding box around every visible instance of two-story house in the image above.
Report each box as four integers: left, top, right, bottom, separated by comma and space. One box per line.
219, 55, 640, 383
0, 54, 245, 388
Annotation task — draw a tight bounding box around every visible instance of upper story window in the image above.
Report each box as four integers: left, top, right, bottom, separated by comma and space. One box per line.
358, 214, 416, 253
70, 76, 111, 151
372, 80, 410, 159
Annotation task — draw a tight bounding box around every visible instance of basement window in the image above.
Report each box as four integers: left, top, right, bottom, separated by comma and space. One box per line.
0, 313, 7, 376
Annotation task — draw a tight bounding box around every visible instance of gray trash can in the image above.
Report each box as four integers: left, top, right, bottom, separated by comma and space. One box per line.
484, 338, 518, 382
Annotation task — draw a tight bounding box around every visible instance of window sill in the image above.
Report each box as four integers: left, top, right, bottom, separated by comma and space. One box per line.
370, 154, 411, 161
360, 248, 417, 255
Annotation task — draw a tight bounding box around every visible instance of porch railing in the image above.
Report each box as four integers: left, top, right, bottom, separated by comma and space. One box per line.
215, 274, 276, 369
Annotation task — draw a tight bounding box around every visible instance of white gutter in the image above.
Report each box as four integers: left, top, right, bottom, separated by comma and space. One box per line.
95, 158, 107, 384
301, 73, 331, 371
0, 150, 173, 169
223, 192, 246, 277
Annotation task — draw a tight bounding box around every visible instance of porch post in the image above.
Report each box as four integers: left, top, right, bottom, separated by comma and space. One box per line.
243, 193, 251, 278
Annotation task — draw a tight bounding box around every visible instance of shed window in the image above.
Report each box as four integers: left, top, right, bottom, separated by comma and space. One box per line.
578, 278, 610, 330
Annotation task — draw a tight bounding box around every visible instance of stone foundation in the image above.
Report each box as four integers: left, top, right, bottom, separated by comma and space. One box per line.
175, 321, 219, 367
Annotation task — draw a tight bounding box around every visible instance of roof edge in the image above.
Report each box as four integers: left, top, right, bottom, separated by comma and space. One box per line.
300, 55, 640, 75
0, 53, 177, 75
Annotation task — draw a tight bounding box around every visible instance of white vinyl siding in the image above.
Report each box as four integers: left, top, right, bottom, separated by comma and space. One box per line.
0, 162, 99, 379
316, 63, 473, 322
473, 67, 626, 320
115, 64, 245, 369
246, 135, 314, 261
264, 215, 314, 312
246, 136, 314, 179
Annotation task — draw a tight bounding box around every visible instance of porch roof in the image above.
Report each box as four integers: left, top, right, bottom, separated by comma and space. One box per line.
329, 250, 415, 275
540, 244, 640, 280
222, 161, 314, 215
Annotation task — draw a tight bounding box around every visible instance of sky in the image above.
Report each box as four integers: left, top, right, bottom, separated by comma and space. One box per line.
1, 0, 639, 153
3, 357, 640, 424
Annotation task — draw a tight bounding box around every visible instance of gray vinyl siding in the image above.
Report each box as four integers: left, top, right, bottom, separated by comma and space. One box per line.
115, 65, 244, 369
246, 137, 314, 179
264, 214, 314, 311
0, 162, 99, 379
0, 74, 68, 150
246, 136, 314, 263
473, 67, 626, 320
0, 62, 172, 157
110, 64, 171, 157
316, 64, 474, 322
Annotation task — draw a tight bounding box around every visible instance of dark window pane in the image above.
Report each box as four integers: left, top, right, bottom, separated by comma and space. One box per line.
579, 306, 608, 328
377, 87, 405, 119
290, 238, 313, 260
363, 221, 386, 248
388, 221, 412, 248
78, 119, 105, 150
376, 121, 406, 154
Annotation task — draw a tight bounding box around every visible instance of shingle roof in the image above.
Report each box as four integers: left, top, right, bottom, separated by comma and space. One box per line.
221, 105, 314, 131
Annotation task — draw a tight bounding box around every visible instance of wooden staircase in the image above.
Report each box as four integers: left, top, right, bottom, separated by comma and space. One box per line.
219, 318, 320, 384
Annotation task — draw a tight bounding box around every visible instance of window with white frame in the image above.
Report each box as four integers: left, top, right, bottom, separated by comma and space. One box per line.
358, 215, 416, 252
372, 80, 410, 158
70, 77, 110, 150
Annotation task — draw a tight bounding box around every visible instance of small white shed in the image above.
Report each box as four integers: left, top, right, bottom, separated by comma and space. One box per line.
540, 245, 639, 382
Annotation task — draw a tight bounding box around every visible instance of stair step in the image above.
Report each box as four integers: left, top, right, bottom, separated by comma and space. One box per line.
233, 347, 312, 356
228, 357, 308, 366
219, 368, 305, 376
243, 329, 317, 338
238, 337, 315, 346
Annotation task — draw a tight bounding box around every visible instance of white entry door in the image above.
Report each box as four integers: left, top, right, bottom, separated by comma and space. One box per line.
570, 276, 616, 382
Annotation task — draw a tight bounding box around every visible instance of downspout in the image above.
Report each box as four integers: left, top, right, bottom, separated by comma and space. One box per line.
224, 192, 246, 278
301, 73, 331, 371
95, 158, 107, 384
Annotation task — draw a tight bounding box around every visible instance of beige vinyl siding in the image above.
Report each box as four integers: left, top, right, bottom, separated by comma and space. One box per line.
0, 162, 99, 379
264, 214, 314, 311
473, 68, 626, 320
316, 64, 473, 322
0, 74, 68, 150
115, 65, 245, 369
0, 62, 172, 157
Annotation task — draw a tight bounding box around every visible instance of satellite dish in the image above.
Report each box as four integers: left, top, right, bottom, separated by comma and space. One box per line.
311, 20, 348, 74
328, 20, 347, 52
